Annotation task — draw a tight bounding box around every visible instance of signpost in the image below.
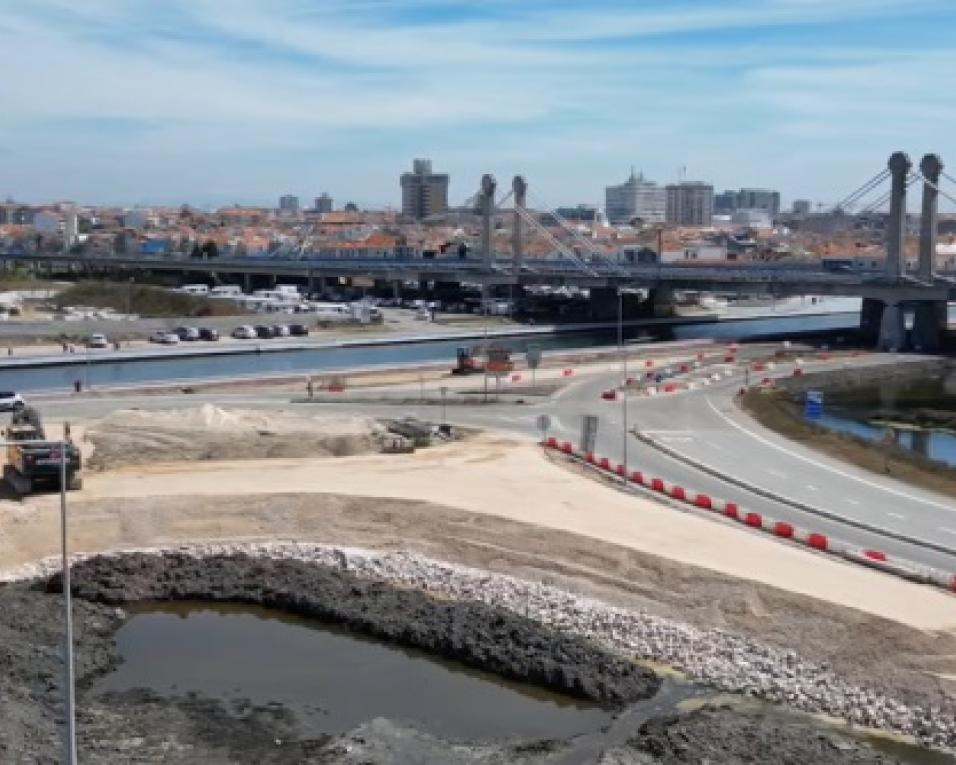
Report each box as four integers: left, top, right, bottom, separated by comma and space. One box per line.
536, 413, 551, 442
526, 344, 542, 386
804, 390, 823, 421
580, 414, 598, 455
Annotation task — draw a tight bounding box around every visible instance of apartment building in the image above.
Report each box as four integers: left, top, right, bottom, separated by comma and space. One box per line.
604, 170, 666, 224
665, 182, 714, 226
400, 158, 449, 220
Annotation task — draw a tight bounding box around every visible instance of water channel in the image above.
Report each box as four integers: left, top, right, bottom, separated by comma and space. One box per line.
0, 312, 860, 393
813, 374, 956, 469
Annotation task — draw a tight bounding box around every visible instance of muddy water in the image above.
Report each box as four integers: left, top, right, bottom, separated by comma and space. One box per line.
95, 601, 625, 741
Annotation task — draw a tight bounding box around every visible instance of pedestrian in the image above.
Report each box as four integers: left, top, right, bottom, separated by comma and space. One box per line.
73, 379, 81, 394
6, 347, 11, 356
306, 377, 314, 400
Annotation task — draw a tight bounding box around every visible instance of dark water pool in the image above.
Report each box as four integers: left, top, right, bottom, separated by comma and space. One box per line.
95, 601, 620, 741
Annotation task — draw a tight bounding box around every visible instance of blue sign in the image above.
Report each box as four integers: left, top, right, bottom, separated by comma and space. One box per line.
804, 390, 823, 420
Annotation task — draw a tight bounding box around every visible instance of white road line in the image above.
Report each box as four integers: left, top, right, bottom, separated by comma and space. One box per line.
766, 469, 788, 478
887, 512, 906, 520
704, 396, 956, 515
844, 498, 861, 506
940, 527, 956, 536
644, 430, 693, 436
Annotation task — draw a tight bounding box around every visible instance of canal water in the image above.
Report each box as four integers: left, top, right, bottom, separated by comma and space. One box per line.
0, 312, 859, 393
813, 375, 956, 468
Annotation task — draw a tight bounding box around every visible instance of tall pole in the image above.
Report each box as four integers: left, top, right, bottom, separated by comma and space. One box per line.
886, 151, 912, 279
619, 288, 628, 485
918, 154, 943, 283
60, 441, 77, 764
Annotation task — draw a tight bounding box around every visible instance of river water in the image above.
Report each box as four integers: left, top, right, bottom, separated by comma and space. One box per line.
0, 312, 859, 393
812, 375, 956, 468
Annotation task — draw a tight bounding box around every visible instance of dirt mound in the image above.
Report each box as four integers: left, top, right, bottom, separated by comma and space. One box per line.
86, 405, 386, 469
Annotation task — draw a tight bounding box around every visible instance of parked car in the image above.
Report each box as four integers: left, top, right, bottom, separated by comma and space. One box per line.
175, 326, 200, 341
271, 323, 290, 337
289, 323, 309, 337
198, 327, 220, 341
149, 331, 180, 345
0, 391, 25, 411
231, 325, 257, 340
86, 334, 109, 349
254, 325, 275, 339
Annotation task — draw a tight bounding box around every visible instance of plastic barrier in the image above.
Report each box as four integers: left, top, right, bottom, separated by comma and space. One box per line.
670, 486, 686, 500
615, 464, 626, 477
663, 383, 678, 393
863, 549, 887, 562
630, 470, 644, 484
511, 373, 522, 382
562, 368, 574, 377
773, 522, 794, 538
585, 452, 596, 464
679, 363, 690, 373
599, 457, 611, 470
561, 441, 573, 454
724, 354, 736, 363
694, 494, 712, 509
545, 436, 558, 448
807, 533, 829, 551
650, 478, 665, 492
645, 359, 654, 368
724, 503, 739, 519
601, 389, 617, 401
793, 368, 804, 377
745, 512, 763, 528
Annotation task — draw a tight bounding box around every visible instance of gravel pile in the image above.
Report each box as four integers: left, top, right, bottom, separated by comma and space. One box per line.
8, 540, 956, 750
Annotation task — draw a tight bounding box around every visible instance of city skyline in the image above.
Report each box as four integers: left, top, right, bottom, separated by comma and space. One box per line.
1, 1, 954, 209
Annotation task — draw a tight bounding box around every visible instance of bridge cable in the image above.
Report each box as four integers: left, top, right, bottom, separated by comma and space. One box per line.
512, 204, 598, 277
526, 191, 625, 276
832, 168, 890, 212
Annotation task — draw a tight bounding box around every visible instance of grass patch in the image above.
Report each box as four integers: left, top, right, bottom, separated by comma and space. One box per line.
54, 281, 243, 318
740, 388, 956, 500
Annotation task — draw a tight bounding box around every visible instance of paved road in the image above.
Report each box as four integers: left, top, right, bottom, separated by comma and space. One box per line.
547, 358, 956, 573
29, 350, 956, 574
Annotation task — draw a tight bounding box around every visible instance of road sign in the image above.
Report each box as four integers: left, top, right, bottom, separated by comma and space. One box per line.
804, 390, 823, 420
580, 415, 598, 454
536, 414, 551, 435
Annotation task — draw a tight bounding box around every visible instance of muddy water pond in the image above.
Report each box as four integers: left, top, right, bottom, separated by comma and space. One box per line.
94, 601, 634, 742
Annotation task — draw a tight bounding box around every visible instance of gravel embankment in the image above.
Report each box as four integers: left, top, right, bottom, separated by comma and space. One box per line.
58, 541, 955, 750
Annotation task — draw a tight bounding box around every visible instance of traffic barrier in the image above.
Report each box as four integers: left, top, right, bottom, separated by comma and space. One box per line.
545, 436, 558, 448
745, 512, 763, 528
694, 494, 712, 509
511, 373, 522, 382
724, 503, 739, 519
863, 549, 887, 562
599, 457, 611, 470
601, 389, 618, 401
650, 478, 665, 492
697, 352, 706, 361
663, 383, 678, 393
562, 368, 574, 377
615, 463, 626, 476
807, 533, 829, 551
793, 368, 804, 377
561, 441, 573, 454
724, 354, 736, 363
670, 486, 686, 500
752, 362, 767, 372
680, 363, 690, 373
645, 359, 654, 368
585, 452, 596, 464
761, 377, 773, 386
630, 470, 644, 484
773, 521, 794, 538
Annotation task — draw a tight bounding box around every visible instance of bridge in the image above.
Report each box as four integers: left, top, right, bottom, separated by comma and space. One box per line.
3, 152, 955, 351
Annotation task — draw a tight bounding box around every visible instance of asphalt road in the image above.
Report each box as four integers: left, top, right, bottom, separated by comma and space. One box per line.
28, 351, 956, 575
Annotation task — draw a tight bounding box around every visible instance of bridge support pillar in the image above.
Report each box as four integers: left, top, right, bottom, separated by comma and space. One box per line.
918, 154, 943, 282
912, 429, 931, 458
911, 300, 947, 353
649, 287, 675, 318
480, 174, 496, 271
512, 175, 527, 276
877, 301, 904, 352
859, 297, 884, 345
886, 151, 912, 279
243, 273, 252, 293
588, 287, 618, 321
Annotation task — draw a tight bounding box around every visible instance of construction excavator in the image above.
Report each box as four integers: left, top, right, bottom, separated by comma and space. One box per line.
3, 404, 82, 495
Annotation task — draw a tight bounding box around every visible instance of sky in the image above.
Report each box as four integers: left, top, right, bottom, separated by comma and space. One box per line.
1, 0, 954, 210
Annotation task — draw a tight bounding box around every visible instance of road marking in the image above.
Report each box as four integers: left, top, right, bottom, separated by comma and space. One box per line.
766, 468, 788, 479
704, 396, 956, 515
644, 430, 693, 436
887, 512, 906, 520
940, 527, 956, 536
805, 485, 819, 491
844, 498, 861, 506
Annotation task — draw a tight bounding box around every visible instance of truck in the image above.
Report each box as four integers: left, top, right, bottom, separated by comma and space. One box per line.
3, 406, 82, 495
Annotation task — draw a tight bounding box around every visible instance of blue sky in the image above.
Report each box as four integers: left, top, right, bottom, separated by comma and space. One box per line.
1, 0, 954, 209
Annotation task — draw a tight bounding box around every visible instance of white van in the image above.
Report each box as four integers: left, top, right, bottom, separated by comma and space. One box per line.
312, 303, 353, 323
176, 284, 209, 296
209, 285, 242, 298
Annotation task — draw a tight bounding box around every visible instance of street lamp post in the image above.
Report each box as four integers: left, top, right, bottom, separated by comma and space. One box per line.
440, 386, 448, 425
619, 289, 628, 485
59, 442, 77, 764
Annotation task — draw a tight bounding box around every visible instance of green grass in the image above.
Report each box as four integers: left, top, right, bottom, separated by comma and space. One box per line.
53, 281, 243, 318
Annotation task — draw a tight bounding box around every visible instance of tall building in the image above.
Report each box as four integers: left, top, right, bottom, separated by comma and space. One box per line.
604, 170, 666, 224
314, 193, 333, 213
665, 182, 714, 226
714, 190, 737, 214
400, 158, 449, 220
278, 194, 300, 213
792, 199, 811, 216
736, 188, 780, 217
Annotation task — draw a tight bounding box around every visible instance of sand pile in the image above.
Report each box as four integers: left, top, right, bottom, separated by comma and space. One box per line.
86, 404, 386, 469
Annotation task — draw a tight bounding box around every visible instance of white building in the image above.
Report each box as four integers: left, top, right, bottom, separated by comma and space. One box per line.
605, 170, 666, 224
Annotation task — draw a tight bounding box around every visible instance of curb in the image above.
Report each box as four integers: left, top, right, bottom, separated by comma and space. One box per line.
633, 429, 956, 559
542, 437, 956, 595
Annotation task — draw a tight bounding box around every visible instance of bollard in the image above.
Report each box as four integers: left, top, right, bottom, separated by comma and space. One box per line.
724, 503, 739, 519
670, 486, 686, 500
745, 512, 763, 528
807, 533, 828, 551
773, 522, 794, 538
694, 494, 712, 510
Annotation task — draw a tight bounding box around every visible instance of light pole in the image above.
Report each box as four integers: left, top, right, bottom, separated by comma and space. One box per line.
440, 386, 448, 425
59, 441, 77, 764
619, 288, 628, 485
